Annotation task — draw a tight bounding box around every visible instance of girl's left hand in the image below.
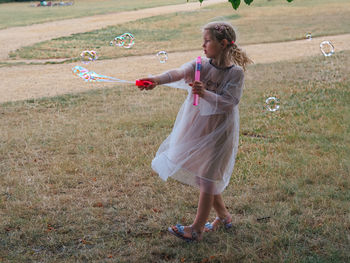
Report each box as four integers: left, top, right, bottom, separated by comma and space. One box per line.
190, 81, 205, 97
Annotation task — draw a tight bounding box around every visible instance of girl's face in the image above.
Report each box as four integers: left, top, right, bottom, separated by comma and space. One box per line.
202, 30, 221, 59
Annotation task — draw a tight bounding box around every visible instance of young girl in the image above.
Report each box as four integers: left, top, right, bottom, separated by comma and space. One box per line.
138, 21, 252, 242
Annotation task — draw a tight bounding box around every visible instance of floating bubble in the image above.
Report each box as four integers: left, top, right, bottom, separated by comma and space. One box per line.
110, 33, 135, 48
80, 50, 98, 64
72, 66, 91, 81
305, 33, 312, 41
265, 97, 280, 112
72, 65, 88, 76
157, 51, 168, 63
320, 41, 334, 57
110, 36, 123, 47
115, 36, 125, 47
121, 33, 135, 49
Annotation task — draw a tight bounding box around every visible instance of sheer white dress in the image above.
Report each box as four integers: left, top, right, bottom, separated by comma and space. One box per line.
152, 57, 244, 194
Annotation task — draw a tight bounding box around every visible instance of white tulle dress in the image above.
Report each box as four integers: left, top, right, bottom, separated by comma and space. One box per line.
151, 57, 245, 194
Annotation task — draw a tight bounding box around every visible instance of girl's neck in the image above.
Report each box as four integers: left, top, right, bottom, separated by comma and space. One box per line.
211, 58, 233, 69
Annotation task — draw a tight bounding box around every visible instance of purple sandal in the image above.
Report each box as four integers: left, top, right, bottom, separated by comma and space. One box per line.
168, 224, 201, 242
204, 216, 232, 232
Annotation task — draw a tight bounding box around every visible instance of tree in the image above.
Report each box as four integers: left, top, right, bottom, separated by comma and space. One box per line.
191, 0, 294, 10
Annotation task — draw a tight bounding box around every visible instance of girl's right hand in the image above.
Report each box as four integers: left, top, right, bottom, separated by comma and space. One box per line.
189, 80, 205, 97
137, 77, 158, 91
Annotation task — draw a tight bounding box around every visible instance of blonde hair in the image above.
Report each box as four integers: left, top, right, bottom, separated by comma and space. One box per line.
203, 21, 253, 71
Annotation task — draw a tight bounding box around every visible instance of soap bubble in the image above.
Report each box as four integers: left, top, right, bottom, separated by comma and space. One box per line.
157, 51, 168, 63
72, 66, 91, 81
116, 36, 125, 47
265, 97, 280, 112
320, 41, 334, 57
110, 37, 121, 47
306, 33, 312, 41
72, 65, 134, 84
110, 33, 135, 48
72, 65, 88, 76
121, 33, 135, 49
80, 50, 98, 64
72, 66, 89, 81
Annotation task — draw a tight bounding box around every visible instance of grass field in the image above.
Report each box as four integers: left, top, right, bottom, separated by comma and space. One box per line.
0, 0, 198, 30
1, 0, 350, 262
9, 0, 350, 61
1, 50, 349, 262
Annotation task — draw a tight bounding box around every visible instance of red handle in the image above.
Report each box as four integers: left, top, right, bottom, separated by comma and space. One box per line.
135, 80, 153, 87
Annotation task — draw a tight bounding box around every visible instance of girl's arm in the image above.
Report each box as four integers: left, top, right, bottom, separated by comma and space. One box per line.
155, 68, 190, 85
200, 69, 244, 114
137, 60, 196, 90
137, 69, 188, 91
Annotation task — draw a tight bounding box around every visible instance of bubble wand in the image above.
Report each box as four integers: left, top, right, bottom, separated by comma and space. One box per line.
193, 56, 201, 106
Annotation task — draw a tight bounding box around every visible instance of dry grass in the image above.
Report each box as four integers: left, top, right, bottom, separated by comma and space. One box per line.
9, 0, 350, 61
1, 0, 350, 262
1, 47, 349, 262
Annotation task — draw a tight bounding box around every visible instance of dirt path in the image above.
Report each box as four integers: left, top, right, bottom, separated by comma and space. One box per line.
1, 33, 349, 104
0, 0, 350, 104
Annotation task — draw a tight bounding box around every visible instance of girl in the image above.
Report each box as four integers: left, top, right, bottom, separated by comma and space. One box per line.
138, 21, 252, 242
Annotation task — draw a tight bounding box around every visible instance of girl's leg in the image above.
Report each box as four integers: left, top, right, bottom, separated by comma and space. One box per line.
192, 191, 214, 231
180, 191, 214, 239
204, 194, 231, 231
213, 194, 230, 219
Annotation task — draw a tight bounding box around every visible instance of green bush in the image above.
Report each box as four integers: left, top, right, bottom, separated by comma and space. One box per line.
0, 0, 33, 3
